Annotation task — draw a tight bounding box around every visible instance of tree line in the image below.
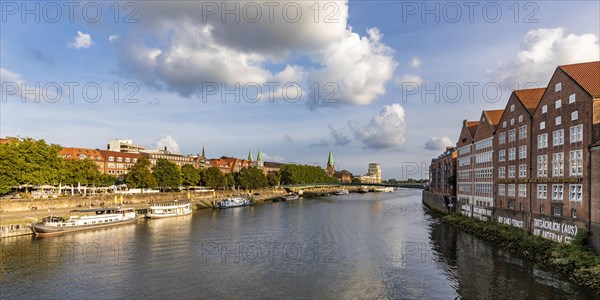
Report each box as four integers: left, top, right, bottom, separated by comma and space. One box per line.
0, 138, 338, 195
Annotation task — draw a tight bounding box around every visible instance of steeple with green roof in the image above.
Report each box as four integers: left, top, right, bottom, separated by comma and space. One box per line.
257, 149, 262, 162
248, 149, 253, 162
326, 150, 335, 176
327, 150, 334, 167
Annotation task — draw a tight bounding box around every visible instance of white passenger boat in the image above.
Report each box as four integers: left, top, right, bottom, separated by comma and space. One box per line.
282, 193, 299, 201
146, 200, 192, 218
334, 189, 349, 195
373, 187, 395, 193
218, 197, 252, 209
31, 207, 137, 237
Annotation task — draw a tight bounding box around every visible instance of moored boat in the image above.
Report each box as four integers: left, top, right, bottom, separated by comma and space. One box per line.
282, 193, 299, 201
373, 187, 395, 193
334, 189, 349, 195
31, 207, 137, 237
146, 200, 192, 218
218, 197, 252, 209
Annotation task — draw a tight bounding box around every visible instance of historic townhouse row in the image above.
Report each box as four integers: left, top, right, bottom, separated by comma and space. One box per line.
442, 61, 599, 250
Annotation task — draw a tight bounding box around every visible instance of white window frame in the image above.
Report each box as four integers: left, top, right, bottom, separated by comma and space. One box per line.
537, 184, 547, 199
552, 152, 564, 177
537, 155, 548, 177
569, 184, 582, 202
552, 184, 563, 200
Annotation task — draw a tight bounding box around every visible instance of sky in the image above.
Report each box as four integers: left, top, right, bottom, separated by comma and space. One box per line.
1, 0, 599, 179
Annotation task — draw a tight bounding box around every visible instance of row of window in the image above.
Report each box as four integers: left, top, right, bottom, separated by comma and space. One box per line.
107, 156, 138, 163
536, 150, 583, 177
537, 125, 583, 148
498, 184, 583, 202
498, 164, 527, 178
498, 145, 527, 162
498, 126, 527, 144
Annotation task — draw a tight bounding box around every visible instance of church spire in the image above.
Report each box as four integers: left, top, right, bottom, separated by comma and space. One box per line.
248, 149, 253, 162
202, 146, 205, 158
257, 149, 262, 162
327, 150, 334, 167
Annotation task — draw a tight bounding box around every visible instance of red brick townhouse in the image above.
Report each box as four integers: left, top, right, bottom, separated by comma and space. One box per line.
456, 120, 479, 217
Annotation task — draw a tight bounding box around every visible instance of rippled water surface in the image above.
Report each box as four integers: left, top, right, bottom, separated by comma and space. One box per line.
1, 189, 597, 299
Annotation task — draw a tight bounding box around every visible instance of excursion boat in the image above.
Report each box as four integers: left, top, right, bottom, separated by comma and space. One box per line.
218, 197, 252, 209
282, 193, 299, 201
146, 200, 192, 218
373, 187, 395, 193
31, 207, 137, 237
334, 189, 349, 195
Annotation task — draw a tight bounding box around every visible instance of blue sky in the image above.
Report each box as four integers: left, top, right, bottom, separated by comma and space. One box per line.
1, 1, 599, 179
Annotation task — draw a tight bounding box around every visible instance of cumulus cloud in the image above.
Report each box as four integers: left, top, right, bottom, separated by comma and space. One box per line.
108, 35, 119, 43
409, 56, 421, 69
68, 31, 93, 49
424, 136, 454, 151
114, 1, 396, 106
349, 103, 406, 150
487, 27, 599, 88
155, 135, 181, 153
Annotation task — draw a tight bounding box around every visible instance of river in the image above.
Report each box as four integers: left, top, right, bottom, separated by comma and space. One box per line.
1, 189, 597, 299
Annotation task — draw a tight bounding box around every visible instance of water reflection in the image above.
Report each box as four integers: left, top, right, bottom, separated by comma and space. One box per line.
1, 190, 597, 299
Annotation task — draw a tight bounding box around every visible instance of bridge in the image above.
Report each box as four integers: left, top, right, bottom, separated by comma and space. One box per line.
282, 182, 426, 191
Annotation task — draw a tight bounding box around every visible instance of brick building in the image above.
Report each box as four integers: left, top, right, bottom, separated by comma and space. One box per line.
531, 61, 600, 243
456, 120, 479, 216
97, 150, 142, 176
60, 148, 105, 171
495, 88, 545, 217
210, 157, 251, 174
428, 146, 457, 196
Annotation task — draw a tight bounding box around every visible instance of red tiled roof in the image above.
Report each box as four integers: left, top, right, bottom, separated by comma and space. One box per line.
466, 121, 478, 137
514, 88, 546, 114
484, 109, 504, 126
560, 61, 600, 98
98, 150, 142, 159
60, 147, 103, 160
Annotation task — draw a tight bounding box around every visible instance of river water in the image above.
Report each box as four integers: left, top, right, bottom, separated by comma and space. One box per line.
1, 189, 597, 299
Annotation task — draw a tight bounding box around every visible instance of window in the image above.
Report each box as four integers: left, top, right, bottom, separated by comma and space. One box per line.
499, 132, 506, 144
552, 184, 563, 200
509, 148, 516, 161
78, 154, 86, 159
117, 157, 123, 162
508, 129, 516, 142
508, 199, 515, 209
510, 104, 515, 112
499, 167, 505, 178
519, 164, 527, 178
510, 118, 515, 126
540, 205, 545, 214
519, 115, 523, 123
502, 121, 507, 128
571, 111, 578, 121
555, 82, 561, 92
570, 125, 583, 143
519, 184, 526, 197
542, 105, 547, 114
125, 158, 131, 163
537, 184, 547, 199
555, 99, 561, 109
109, 156, 114, 162
499, 149, 506, 162
571, 208, 577, 219
499, 184, 505, 196
553, 129, 564, 146
552, 205, 562, 216
569, 94, 576, 104
540, 121, 545, 130
537, 133, 548, 149
569, 150, 583, 176
552, 153, 564, 177
508, 184, 516, 197
519, 145, 527, 159
519, 125, 527, 140
569, 184, 582, 202
537, 155, 548, 177
508, 166, 516, 178
555, 116, 561, 126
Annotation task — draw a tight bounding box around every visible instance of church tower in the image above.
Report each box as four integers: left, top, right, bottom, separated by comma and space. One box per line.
326, 150, 335, 176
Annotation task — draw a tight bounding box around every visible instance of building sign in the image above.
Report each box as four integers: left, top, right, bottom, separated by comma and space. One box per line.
497, 177, 582, 184
532, 218, 578, 243
497, 216, 524, 228
472, 207, 492, 221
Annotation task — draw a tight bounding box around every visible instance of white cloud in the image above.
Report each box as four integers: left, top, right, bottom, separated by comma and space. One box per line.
108, 35, 119, 43
308, 27, 396, 107
396, 74, 424, 86
409, 56, 421, 69
487, 27, 600, 88
155, 135, 181, 153
349, 103, 406, 150
424, 136, 454, 151
68, 31, 93, 49
114, 1, 396, 106
0, 68, 58, 102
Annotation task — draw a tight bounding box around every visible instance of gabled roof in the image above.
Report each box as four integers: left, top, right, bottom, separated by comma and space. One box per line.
514, 88, 546, 115
466, 121, 478, 138
484, 109, 504, 127
559, 61, 600, 98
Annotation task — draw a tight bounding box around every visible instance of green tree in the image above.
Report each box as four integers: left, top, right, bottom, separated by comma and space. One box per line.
125, 157, 157, 189
279, 164, 337, 185
97, 173, 116, 187
0, 138, 63, 194
225, 173, 236, 188
352, 177, 361, 184
181, 164, 200, 188
152, 159, 182, 191
61, 159, 102, 186
204, 167, 226, 189
267, 172, 280, 187
236, 167, 268, 190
